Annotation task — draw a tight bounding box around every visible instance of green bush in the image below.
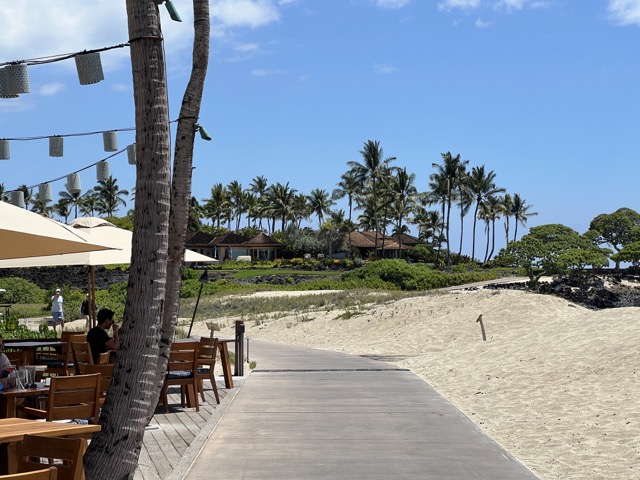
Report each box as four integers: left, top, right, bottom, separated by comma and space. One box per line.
0, 278, 45, 304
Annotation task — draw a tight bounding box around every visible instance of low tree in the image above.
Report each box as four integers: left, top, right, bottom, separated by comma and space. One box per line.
493, 224, 610, 287
611, 241, 640, 266
588, 207, 640, 269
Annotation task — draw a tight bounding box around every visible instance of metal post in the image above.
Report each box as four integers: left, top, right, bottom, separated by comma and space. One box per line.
235, 320, 244, 377
246, 337, 250, 364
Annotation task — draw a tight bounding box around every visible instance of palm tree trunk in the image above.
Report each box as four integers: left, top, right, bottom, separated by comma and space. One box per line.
83, 1, 171, 477
472, 202, 479, 261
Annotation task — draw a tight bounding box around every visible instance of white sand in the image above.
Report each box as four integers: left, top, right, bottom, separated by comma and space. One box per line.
190, 288, 640, 480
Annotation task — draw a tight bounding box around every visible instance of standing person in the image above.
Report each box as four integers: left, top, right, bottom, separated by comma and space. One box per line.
51, 288, 64, 333
80, 293, 91, 331
87, 308, 119, 364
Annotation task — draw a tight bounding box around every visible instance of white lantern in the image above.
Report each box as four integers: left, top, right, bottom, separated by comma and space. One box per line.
67, 173, 82, 194
75, 52, 104, 85
39, 183, 53, 202
96, 161, 110, 181
10, 191, 25, 208
49, 136, 64, 157
0, 139, 9, 160
5, 63, 30, 95
127, 144, 136, 165
103, 131, 118, 152
0, 68, 18, 99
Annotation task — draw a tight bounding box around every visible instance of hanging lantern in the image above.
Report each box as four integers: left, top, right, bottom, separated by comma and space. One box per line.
49, 136, 64, 157
75, 52, 104, 85
66, 173, 82, 194
5, 63, 30, 95
10, 191, 25, 208
103, 131, 118, 152
0, 139, 9, 160
96, 161, 110, 181
127, 143, 136, 165
0, 68, 18, 99
39, 183, 53, 202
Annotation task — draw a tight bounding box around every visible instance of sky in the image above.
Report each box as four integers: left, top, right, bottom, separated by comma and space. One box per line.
0, 0, 639, 257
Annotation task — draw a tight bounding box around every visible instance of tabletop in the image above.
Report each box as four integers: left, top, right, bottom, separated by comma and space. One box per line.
0, 417, 101, 443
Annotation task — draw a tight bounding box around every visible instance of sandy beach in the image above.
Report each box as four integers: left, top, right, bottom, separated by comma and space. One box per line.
190, 287, 640, 480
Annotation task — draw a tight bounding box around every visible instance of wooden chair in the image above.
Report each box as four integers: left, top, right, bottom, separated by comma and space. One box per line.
196, 337, 220, 404
20, 373, 101, 424
35, 334, 84, 377
159, 341, 199, 413
78, 363, 113, 408
0, 467, 57, 480
4, 350, 27, 367
17, 435, 83, 480
71, 342, 111, 375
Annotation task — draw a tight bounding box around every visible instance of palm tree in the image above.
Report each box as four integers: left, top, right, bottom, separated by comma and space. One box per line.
79, 191, 100, 217
58, 187, 86, 219
347, 140, 396, 257
227, 180, 244, 230
249, 175, 269, 229
389, 167, 417, 257
501, 193, 513, 246
30, 194, 53, 217
53, 200, 71, 223
307, 188, 334, 228
511, 194, 538, 241
268, 182, 297, 232
188, 197, 203, 232
202, 183, 229, 229
430, 152, 469, 269
94, 176, 129, 217
332, 171, 359, 257
479, 195, 502, 263
467, 165, 505, 262
0, 183, 7, 202
455, 173, 474, 261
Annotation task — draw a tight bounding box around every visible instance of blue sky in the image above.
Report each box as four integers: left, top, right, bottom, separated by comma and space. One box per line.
0, 0, 639, 255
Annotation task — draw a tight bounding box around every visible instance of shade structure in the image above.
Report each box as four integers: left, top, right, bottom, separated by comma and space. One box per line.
0, 217, 217, 267
0, 202, 117, 260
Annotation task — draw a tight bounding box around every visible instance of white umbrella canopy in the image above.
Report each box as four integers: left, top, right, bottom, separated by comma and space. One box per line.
0, 202, 117, 260
0, 217, 217, 267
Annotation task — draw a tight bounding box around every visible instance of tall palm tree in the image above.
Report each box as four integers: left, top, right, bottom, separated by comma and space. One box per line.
58, 187, 85, 219
79, 191, 100, 217
332, 171, 359, 257
30, 194, 53, 217
430, 152, 469, 269
53, 200, 70, 224
389, 167, 417, 257
467, 165, 505, 262
479, 195, 502, 263
307, 188, 334, 228
455, 172, 474, 261
94, 176, 129, 217
511, 194, 538, 241
347, 140, 396, 258
227, 180, 245, 231
268, 182, 297, 232
249, 175, 269, 229
501, 193, 513, 246
188, 196, 204, 232
202, 183, 229, 228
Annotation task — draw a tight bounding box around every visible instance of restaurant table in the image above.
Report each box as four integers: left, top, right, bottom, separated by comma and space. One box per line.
0, 383, 50, 419
0, 417, 101, 474
4, 340, 66, 366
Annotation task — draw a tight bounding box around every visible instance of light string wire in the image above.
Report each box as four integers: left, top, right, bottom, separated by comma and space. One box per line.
0, 42, 130, 67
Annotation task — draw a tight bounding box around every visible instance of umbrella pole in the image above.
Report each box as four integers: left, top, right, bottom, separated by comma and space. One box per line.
89, 266, 97, 328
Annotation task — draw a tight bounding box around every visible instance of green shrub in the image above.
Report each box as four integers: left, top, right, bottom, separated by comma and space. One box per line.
0, 278, 45, 304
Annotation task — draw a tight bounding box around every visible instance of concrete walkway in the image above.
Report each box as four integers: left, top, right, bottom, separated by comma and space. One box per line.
185, 340, 537, 479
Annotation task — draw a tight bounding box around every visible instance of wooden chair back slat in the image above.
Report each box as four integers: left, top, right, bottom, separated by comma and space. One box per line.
78, 363, 113, 406
0, 467, 57, 479
18, 434, 82, 480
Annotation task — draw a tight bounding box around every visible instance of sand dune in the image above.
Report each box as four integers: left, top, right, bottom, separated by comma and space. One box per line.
191, 288, 640, 480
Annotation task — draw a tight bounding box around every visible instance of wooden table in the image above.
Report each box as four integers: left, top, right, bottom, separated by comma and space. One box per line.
175, 337, 236, 389
0, 417, 101, 474
4, 340, 66, 365
0, 384, 49, 419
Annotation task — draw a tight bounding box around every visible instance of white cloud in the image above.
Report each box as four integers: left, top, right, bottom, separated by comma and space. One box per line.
38, 83, 65, 96
608, 0, 640, 26
236, 43, 260, 53
371, 0, 411, 8
438, 0, 481, 11
251, 68, 285, 76
213, 0, 280, 28
374, 63, 397, 74
495, 0, 526, 10
279, 0, 297, 5
475, 17, 493, 27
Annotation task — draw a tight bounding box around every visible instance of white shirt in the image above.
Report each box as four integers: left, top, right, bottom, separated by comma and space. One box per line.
51, 294, 64, 313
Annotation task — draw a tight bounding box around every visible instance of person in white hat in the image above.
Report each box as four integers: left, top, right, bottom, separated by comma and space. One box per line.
51, 288, 64, 332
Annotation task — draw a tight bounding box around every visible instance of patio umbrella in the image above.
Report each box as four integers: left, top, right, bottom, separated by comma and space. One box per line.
0, 201, 117, 260
0, 216, 217, 324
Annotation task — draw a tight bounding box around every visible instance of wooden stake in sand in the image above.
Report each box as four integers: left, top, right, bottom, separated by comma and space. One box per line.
476, 314, 486, 341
